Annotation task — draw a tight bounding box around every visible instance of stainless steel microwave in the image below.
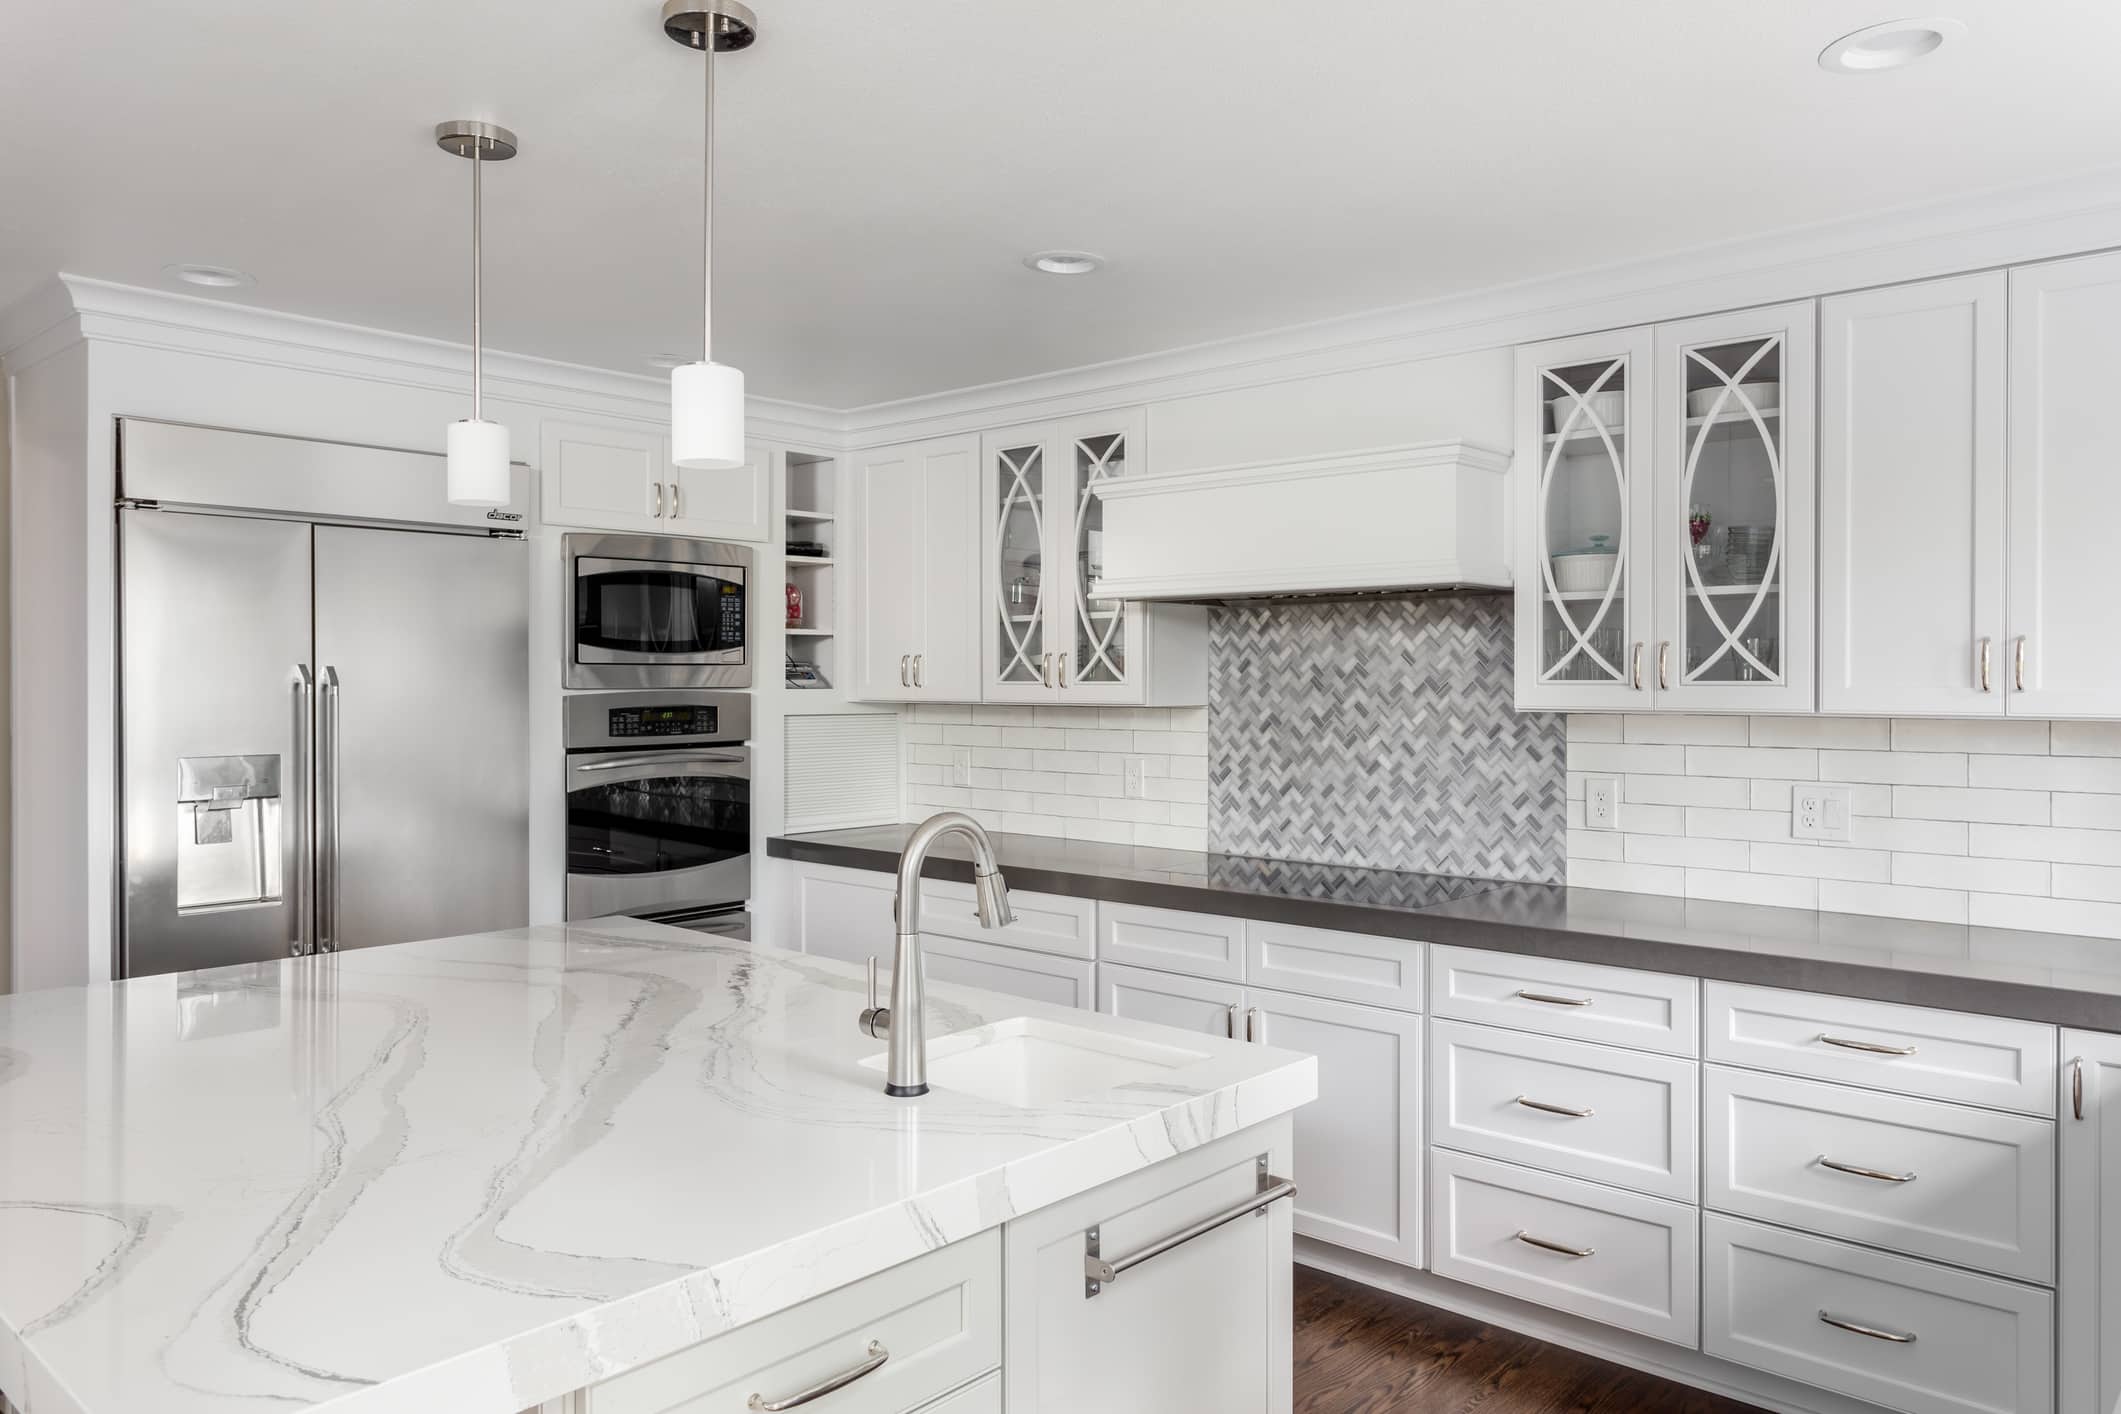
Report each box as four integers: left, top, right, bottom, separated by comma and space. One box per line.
565, 532, 753, 689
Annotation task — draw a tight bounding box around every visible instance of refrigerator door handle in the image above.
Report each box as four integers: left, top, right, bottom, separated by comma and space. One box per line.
319, 665, 341, 953
291, 666, 315, 956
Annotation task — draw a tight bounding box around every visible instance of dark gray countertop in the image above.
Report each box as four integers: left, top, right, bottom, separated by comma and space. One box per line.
769, 826, 2121, 1032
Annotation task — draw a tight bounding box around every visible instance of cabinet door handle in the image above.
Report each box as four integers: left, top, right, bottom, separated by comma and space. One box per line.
1657, 640, 1670, 691
1978, 636, 1993, 692
746, 1341, 889, 1410
1225, 1004, 1238, 1040
912, 654, 923, 689
1058, 653, 1069, 688
670, 481, 682, 518
1818, 1156, 1917, 1184
1513, 1230, 1596, 1258
1244, 1007, 1261, 1043
1819, 1033, 1917, 1057
899, 654, 910, 688
652, 481, 664, 518
1515, 1095, 1595, 1119
1037, 652, 1050, 688
2073, 1055, 2086, 1121
1517, 989, 1593, 1008
1631, 641, 1644, 691
1818, 1311, 1916, 1345
2014, 635, 2028, 692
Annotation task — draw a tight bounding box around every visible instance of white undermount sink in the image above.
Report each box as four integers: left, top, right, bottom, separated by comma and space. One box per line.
860, 1016, 1212, 1107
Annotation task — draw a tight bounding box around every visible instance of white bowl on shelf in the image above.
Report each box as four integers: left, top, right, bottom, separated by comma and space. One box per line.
1546, 390, 1625, 435
1687, 382, 1779, 419
1552, 543, 1619, 594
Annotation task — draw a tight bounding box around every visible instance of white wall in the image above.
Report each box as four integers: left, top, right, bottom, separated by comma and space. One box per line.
1568, 713, 2121, 938
0, 373, 12, 994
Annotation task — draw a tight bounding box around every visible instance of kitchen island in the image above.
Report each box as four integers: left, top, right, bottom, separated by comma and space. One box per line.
0, 920, 1315, 1414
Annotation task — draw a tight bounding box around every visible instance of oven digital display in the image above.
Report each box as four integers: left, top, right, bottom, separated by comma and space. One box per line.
607, 705, 717, 738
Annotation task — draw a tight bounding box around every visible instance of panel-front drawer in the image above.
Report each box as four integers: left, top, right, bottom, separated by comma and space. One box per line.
589, 1230, 1000, 1414
1096, 902, 1244, 981
1429, 1149, 1699, 1347
1703, 1215, 2054, 1414
1244, 920, 1422, 1012
1704, 1066, 2056, 1283
1429, 946, 1699, 1056
1704, 983, 2056, 1115
922, 880, 1095, 959
1429, 1019, 1698, 1201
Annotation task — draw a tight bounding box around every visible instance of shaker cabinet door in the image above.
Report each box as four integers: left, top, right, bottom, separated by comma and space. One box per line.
541, 418, 667, 533
1820, 274, 2007, 716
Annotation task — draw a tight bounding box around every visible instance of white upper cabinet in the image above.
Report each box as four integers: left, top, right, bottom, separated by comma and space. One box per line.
1514, 327, 1656, 711
848, 435, 980, 702
1651, 302, 1815, 713
980, 411, 1205, 706
541, 416, 770, 541
2008, 252, 2121, 718
1820, 274, 2008, 716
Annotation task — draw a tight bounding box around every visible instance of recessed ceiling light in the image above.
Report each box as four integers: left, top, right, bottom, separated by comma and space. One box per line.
646, 353, 693, 370
1026, 251, 1104, 276
1818, 17, 1964, 74
163, 263, 255, 290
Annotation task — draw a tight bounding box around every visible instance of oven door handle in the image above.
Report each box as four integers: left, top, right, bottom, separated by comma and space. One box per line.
574, 753, 748, 771
568, 753, 753, 788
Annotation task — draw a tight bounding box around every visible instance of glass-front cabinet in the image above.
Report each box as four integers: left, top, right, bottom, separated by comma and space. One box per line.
980, 411, 1149, 703
1515, 305, 1815, 712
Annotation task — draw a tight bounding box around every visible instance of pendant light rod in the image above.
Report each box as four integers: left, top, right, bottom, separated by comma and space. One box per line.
661, 0, 758, 368
701, 30, 714, 364
434, 120, 519, 416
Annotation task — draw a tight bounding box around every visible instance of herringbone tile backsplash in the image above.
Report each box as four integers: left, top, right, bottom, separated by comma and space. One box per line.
1207, 596, 1568, 881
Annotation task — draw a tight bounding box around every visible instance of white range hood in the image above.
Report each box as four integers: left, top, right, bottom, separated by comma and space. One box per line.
1089, 439, 1513, 603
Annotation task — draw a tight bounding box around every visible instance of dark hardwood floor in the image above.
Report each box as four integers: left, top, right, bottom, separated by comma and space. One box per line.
1294, 1268, 1766, 1414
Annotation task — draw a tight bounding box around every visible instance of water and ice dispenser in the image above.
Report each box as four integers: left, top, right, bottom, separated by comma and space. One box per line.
174, 754, 284, 911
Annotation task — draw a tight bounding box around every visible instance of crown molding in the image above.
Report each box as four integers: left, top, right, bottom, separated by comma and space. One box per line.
0, 276, 849, 447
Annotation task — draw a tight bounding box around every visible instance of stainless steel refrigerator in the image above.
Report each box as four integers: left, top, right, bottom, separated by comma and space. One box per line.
117, 419, 530, 979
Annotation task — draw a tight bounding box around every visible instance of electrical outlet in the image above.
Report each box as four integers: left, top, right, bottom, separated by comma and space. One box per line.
1583, 776, 1620, 830
1124, 757, 1148, 800
952, 748, 973, 787
1792, 784, 1853, 843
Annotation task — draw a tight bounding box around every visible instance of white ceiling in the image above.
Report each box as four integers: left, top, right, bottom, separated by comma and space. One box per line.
6, 1, 2121, 409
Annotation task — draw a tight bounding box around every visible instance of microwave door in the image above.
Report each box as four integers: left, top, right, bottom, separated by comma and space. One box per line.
575, 560, 745, 665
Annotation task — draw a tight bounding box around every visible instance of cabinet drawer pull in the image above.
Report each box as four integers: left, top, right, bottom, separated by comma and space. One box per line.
1978, 636, 1993, 693
1515, 1095, 1595, 1119
1818, 1310, 1916, 1344
1819, 1033, 1917, 1057
1083, 1163, 1297, 1297
1818, 1156, 1917, 1184
1513, 1230, 1596, 1259
1517, 989, 1593, 1008
747, 1341, 889, 1410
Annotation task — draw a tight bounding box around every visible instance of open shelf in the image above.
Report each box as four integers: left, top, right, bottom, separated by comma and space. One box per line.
785, 626, 832, 637
1550, 582, 1775, 603
784, 508, 835, 523
785, 554, 834, 567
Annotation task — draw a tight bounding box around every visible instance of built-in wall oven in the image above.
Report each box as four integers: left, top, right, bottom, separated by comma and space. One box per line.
566, 532, 752, 689
564, 690, 750, 933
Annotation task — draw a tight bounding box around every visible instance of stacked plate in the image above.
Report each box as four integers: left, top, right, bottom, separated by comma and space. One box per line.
1723, 525, 1775, 585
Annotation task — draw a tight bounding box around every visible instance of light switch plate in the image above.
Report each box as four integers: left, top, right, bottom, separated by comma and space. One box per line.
1792, 784, 1853, 842
1584, 776, 1620, 830
952, 748, 973, 787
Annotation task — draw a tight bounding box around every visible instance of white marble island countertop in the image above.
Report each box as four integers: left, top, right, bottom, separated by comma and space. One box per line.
0, 921, 1315, 1414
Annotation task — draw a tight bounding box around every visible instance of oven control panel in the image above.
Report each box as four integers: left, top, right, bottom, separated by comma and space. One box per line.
564, 690, 750, 751
608, 705, 717, 739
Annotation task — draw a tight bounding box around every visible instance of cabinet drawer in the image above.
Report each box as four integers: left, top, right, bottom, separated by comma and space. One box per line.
1430, 1019, 1697, 1201
589, 1229, 999, 1414
1097, 903, 1243, 981
922, 881, 1094, 959
1429, 946, 1698, 1056
1704, 1067, 2055, 1283
915, 1375, 999, 1413
923, 936, 1095, 1012
1703, 1215, 2054, 1414
1429, 1149, 1699, 1347
1244, 920, 1422, 1011
1704, 983, 2057, 1115
1097, 961, 1243, 1038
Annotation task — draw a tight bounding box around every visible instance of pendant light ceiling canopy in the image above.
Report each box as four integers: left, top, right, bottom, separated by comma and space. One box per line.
436, 118, 518, 507
663, 0, 756, 472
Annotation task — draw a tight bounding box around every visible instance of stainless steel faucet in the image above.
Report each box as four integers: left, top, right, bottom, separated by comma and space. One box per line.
858, 811, 1015, 1096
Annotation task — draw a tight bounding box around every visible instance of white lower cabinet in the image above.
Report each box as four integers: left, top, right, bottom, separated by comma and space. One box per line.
1704, 1214, 2055, 1414
2061, 1032, 2121, 1414
1004, 1120, 1293, 1414
587, 1231, 1000, 1414
1428, 1148, 1699, 1347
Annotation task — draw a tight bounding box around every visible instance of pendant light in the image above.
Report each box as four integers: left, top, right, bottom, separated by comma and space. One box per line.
662, 0, 756, 470
435, 119, 519, 506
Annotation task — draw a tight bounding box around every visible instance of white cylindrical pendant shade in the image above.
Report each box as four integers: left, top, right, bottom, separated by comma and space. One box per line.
671, 360, 746, 469
447, 417, 512, 506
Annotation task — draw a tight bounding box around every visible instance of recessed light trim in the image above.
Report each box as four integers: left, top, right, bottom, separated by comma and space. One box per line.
163, 263, 255, 290
1818, 17, 1964, 73
1026, 251, 1104, 276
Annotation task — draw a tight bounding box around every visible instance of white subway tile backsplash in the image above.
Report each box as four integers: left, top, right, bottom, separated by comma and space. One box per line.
1892, 786, 2050, 825
1622, 714, 1750, 746
1566, 713, 2121, 941
1750, 717, 1892, 749
1001, 726, 1069, 749
1890, 719, 2051, 755
1686, 746, 1819, 780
